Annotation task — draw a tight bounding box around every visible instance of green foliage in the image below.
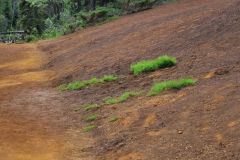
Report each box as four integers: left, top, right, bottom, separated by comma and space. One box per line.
101, 75, 118, 82
0, 0, 16, 31
109, 116, 119, 122
105, 91, 141, 105
131, 55, 177, 75
83, 125, 96, 132
105, 98, 118, 105
0, 14, 7, 31
0, 0, 175, 39
25, 34, 39, 42
82, 104, 100, 111
58, 75, 118, 91
18, 0, 47, 34
123, 0, 157, 13
85, 114, 97, 122
148, 78, 197, 96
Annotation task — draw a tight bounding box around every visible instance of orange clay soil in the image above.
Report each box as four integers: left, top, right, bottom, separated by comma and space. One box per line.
0, 0, 240, 159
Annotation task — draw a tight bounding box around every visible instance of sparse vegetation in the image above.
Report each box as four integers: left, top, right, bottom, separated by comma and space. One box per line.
148, 78, 197, 96
109, 116, 119, 122
83, 125, 96, 132
130, 55, 177, 75
85, 114, 97, 122
58, 75, 118, 91
83, 104, 100, 111
105, 91, 141, 105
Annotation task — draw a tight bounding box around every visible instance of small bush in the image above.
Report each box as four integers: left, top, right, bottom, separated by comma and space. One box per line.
85, 114, 97, 122
58, 75, 118, 91
148, 78, 197, 96
130, 55, 176, 75
83, 125, 96, 132
105, 91, 140, 105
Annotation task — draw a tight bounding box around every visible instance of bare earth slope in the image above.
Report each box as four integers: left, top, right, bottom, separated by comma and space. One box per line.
0, 0, 240, 159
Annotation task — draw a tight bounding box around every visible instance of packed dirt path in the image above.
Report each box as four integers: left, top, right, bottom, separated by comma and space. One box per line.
0, 44, 95, 160
1, 0, 240, 159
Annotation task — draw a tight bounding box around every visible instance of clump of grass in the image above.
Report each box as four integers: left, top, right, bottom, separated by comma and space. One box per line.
57, 84, 68, 91
130, 55, 177, 75
148, 78, 197, 96
67, 81, 86, 90
85, 114, 97, 122
83, 125, 96, 132
105, 91, 141, 105
58, 75, 118, 91
105, 98, 118, 105
109, 116, 119, 122
83, 104, 100, 111
101, 75, 118, 82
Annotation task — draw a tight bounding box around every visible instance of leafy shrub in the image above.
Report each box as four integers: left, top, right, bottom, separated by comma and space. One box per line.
42, 27, 63, 39
116, 0, 156, 13
25, 34, 39, 42
130, 55, 176, 75
148, 78, 197, 96
77, 7, 122, 25
0, 15, 7, 31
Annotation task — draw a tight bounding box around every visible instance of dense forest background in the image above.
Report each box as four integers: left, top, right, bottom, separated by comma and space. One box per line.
0, 0, 172, 40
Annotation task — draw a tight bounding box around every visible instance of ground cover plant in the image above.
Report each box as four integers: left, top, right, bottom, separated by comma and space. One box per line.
130, 55, 177, 75
58, 75, 118, 91
82, 104, 100, 111
105, 91, 141, 105
85, 114, 98, 122
83, 125, 96, 132
148, 78, 197, 96
109, 116, 119, 122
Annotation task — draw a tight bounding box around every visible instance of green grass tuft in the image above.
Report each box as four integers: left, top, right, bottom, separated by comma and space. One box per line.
130, 55, 177, 75
148, 78, 197, 96
101, 75, 118, 82
109, 116, 119, 122
105, 98, 118, 105
105, 91, 141, 105
67, 81, 86, 90
83, 104, 100, 111
85, 114, 97, 122
83, 125, 96, 132
57, 84, 68, 91
58, 75, 118, 91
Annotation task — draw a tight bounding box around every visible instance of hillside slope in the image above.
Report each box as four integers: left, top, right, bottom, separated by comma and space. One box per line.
0, 0, 240, 159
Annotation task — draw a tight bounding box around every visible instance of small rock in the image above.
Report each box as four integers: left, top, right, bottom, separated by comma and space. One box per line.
178, 130, 184, 134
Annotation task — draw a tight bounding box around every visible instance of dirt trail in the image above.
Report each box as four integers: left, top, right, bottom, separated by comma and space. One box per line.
1, 0, 240, 159
0, 44, 95, 160
0, 44, 62, 160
